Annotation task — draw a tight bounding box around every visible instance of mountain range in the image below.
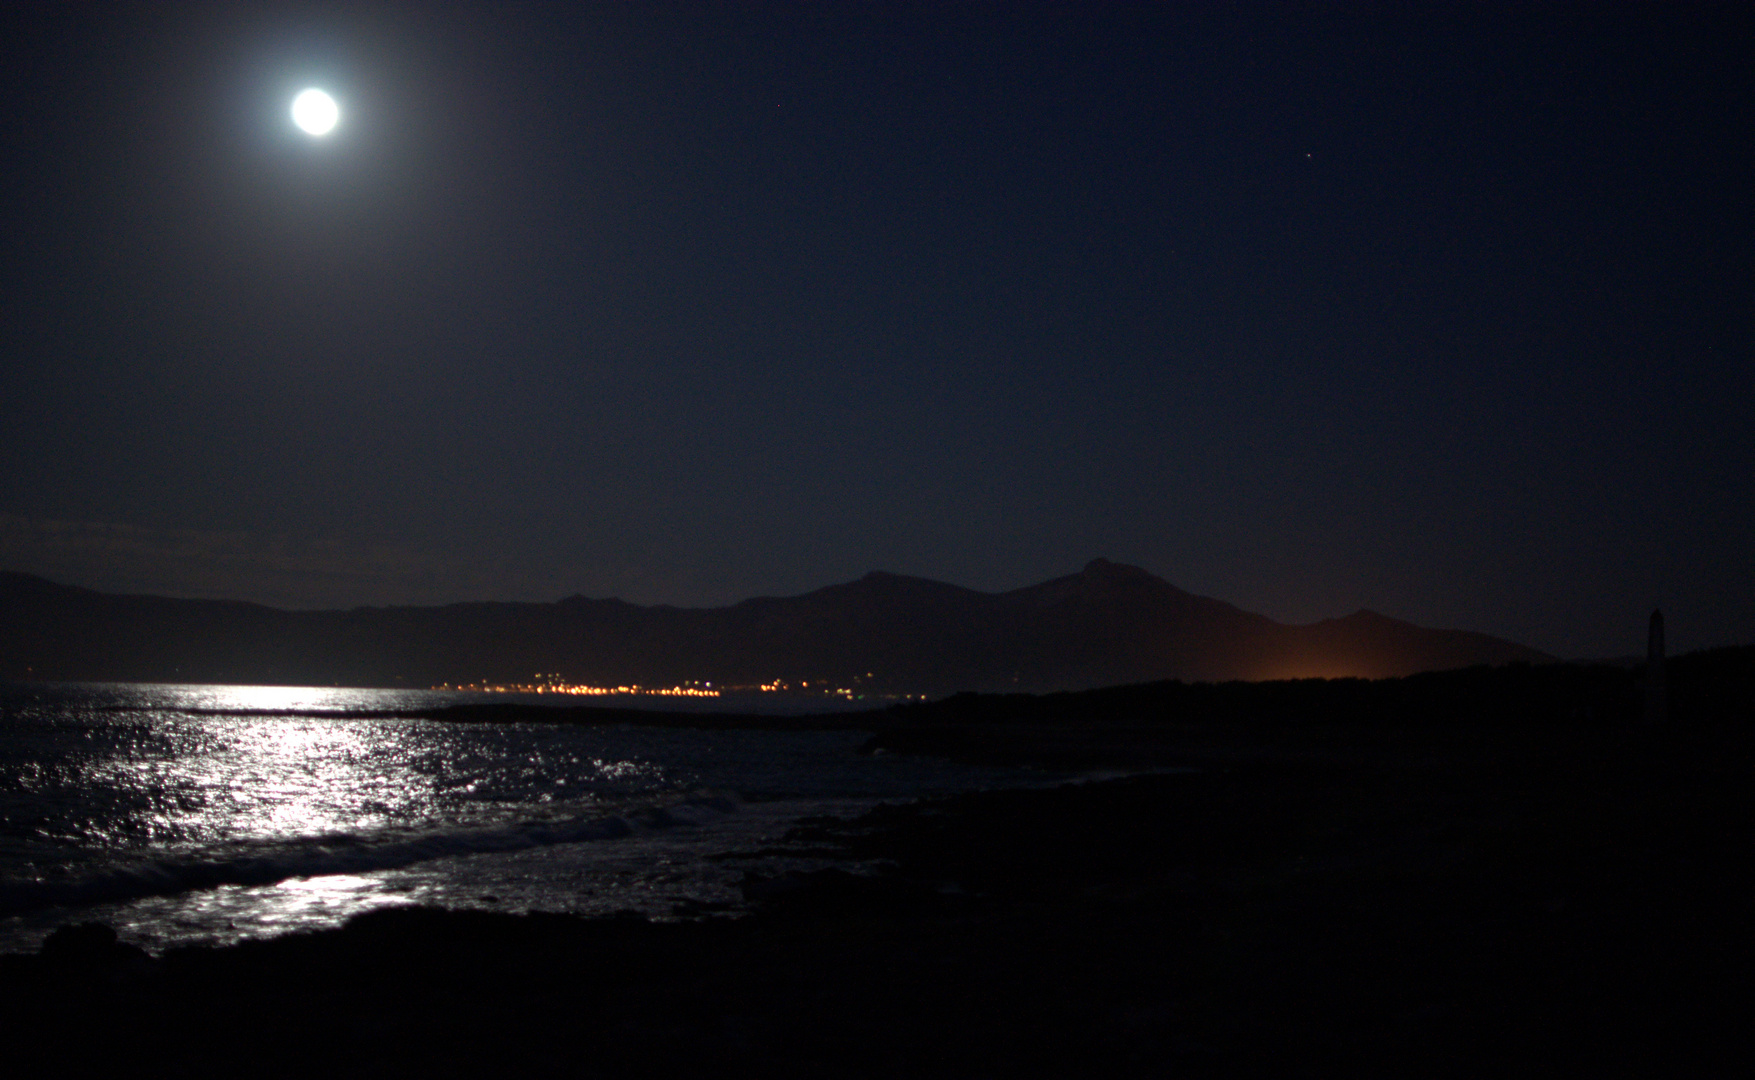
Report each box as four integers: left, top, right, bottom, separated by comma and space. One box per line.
0, 560, 1552, 694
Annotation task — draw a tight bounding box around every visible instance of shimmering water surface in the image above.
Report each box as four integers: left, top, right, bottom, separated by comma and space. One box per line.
0, 683, 1052, 953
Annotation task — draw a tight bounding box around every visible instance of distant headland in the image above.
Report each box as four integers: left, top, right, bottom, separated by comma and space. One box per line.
0, 559, 1551, 694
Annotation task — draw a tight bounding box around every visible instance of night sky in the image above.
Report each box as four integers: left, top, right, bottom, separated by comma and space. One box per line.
2, 2, 1749, 659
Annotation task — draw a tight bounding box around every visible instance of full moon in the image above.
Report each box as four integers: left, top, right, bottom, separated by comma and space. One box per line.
291, 89, 339, 136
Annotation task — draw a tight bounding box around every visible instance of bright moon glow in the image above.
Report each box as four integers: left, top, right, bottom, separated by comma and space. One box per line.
291, 89, 339, 136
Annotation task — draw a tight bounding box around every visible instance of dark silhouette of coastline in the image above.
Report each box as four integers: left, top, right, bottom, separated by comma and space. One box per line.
0, 559, 1549, 693
861, 644, 1754, 764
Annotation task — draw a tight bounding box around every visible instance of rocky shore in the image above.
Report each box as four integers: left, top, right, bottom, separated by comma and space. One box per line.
3, 659, 1751, 1076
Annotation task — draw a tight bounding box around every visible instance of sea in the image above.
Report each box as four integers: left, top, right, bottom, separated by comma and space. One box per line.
0, 682, 1055, 955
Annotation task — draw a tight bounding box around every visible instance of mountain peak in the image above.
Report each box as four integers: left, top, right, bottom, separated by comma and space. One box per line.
1081, 557, 1154, 580
998, 558, 1184, 609
1342, 608, 1394, 622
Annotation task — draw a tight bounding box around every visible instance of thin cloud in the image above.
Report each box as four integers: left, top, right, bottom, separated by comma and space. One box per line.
0, 513, 491, 609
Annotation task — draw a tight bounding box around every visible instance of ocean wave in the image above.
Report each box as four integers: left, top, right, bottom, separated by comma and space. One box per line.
0, 790, 742, 917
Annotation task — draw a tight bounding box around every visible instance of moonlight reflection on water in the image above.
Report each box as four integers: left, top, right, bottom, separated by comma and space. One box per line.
0, 684, 1045, 952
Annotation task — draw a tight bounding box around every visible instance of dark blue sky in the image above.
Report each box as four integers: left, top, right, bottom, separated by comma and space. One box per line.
2, 2, 1749, 658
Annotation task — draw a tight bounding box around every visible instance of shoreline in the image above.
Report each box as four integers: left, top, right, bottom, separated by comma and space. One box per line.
4, 653, 1750, 1072
4, 712, 1750, 1074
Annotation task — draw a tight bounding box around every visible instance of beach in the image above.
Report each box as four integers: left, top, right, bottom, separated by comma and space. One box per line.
4, 668, 1750, 1075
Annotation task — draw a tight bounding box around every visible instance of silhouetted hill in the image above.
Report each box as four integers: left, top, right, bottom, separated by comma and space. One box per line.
0, 560, 1552, 692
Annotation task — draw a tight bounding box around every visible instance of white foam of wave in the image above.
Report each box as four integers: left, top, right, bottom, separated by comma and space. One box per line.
0, 790, 742, 917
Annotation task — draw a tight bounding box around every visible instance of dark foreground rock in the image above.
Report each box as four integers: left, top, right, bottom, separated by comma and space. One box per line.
3, 720, 1751, 1077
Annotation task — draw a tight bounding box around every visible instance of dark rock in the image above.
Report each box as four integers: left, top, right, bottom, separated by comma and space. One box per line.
40, 922, 152, 977
741, 867, 954, 918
